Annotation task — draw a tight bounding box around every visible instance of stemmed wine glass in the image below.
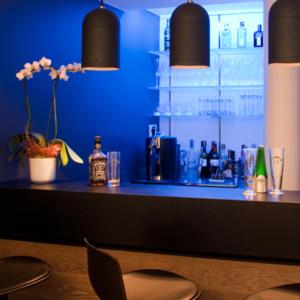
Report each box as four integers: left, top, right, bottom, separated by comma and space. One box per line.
243, 148, 257, 196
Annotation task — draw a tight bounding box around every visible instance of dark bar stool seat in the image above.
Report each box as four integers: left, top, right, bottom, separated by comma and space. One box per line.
0, 256, 53, 300
247, 283, 300, 300
84, 238, 201, 300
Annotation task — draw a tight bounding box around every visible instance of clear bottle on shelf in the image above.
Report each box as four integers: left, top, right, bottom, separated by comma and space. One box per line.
186, 139, 198, 183
220, 23, 232, 49
254, 24, 263, 48
237, 21, 247, 48
164, 19, 170, 51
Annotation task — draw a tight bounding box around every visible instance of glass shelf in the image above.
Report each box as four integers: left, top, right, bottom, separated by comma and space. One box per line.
149, 47, 264, 57
153, 113, 263, 118
149, 85, 263, 91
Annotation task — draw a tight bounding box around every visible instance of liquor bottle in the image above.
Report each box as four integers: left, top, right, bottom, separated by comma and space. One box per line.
254, 24, 263, 48
208, 141, 219, 179
220, 23, 232, 49
164, 19, 170, 51
219, 144, 227, 176
186, 139, 198, 183
89, 136, 107, 186
237, 21, 247, 48
238, 144, 247, 180
223, 150, 236, 179
198, 140, 210, 179
254, 145, 268, 193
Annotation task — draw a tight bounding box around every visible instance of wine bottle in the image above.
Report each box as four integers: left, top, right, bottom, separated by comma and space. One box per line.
198, 140, 210, 179
208, 141, 219, 179
254, 145, 268, 193
254, 24, 263, 48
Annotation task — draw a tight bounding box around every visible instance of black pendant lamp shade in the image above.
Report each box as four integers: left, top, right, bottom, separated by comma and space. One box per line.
269, 0, 300, 65
170, 0, 210, 69
82, 2, 120, 70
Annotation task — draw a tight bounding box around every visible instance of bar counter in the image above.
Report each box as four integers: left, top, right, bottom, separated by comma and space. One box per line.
1, 180, 300, 261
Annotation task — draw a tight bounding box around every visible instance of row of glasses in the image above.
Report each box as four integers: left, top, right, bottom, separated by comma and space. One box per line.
238, 94, 264, 116
154, 94, 264, 117
220, 53, 263, 86
243, 148, 284, 196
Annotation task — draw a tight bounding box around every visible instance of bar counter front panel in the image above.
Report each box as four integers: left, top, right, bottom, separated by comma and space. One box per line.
1, 180, 300, 261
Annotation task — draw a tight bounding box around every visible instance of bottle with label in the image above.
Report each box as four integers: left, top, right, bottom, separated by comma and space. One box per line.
89, 136, 107, 186
220, 23, 232, 49
254, 145, 268, 193
198, 140, 210, 179
164, 19, 170, 51
186, 139, 198, 183
238, 144, 247, 180
219, 144, 227, 177
237, 21, 247, 48
223, 150, 236, 179
208, 141, 219, 179
254, 24, 263, 47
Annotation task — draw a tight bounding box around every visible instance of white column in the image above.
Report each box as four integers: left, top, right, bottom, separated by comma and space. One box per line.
264, 0, 300, 191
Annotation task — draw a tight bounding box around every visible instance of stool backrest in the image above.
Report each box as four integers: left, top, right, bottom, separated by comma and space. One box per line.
84, 238, 127, 300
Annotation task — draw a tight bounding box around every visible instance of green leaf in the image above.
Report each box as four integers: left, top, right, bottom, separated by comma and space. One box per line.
64, 143, 84, 164
32, 133, 46, 146
8, 134, 24, 153
50, 138, 84, 164
60, 143, 69, 166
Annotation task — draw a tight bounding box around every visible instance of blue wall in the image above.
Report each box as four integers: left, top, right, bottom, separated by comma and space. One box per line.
0, 0, 159, 182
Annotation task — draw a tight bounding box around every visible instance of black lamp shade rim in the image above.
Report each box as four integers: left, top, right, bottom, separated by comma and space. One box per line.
82, 5, 120, 71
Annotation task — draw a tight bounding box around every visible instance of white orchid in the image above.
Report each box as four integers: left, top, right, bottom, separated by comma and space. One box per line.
57, 65, 69, 81
39, 57, 52, 69
24, 63, 32, 70
49, 68, 58, 80
32, 61, 41, 72
16, 71, 25, 80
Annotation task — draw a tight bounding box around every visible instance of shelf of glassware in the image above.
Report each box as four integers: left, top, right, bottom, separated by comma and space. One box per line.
149, 85, 263, 91
149, 47, 264, 57
149, 47, 263, 90
152, 93, 264, 118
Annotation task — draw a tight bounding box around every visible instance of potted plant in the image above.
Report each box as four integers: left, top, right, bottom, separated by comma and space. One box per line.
9, 57, 84, 183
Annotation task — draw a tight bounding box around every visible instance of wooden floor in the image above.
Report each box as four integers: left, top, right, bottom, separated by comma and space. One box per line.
1, 239, 300, 300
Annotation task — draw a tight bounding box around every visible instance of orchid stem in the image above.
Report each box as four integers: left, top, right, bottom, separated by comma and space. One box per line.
22, 79, 31, 134
45, 96, 53, 142
53, 78, 58, 139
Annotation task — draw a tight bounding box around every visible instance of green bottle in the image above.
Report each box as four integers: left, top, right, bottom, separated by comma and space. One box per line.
254, 145, 268, 193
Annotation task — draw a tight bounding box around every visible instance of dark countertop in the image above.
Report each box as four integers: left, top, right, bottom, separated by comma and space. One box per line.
1, 180, 300, 261
1, 179, 299, 203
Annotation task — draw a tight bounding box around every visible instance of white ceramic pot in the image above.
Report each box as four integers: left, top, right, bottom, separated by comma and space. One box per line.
29, 157, 56, 184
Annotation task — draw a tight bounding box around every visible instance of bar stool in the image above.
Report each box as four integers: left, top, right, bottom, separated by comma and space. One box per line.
0, 256, 53, 300
84, 238, 201, 300
247, 283, 300, 300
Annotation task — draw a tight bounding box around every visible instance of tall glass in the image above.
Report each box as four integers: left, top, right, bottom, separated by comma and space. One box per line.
269, 148, 284, 195
243, 148, 257, 196
107, 151, 121, 187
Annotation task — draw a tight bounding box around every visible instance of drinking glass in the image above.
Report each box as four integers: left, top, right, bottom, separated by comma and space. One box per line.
269, 148, 284, 195
243, 148, 257, 196
107, 151, 121, 187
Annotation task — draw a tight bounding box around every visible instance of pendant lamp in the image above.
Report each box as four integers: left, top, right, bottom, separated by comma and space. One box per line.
269, 0, 300, 66
170, 0, 210, 69
82, 0, 120, 71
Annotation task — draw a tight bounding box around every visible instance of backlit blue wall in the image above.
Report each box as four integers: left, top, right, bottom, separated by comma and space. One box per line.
0, 0, 159, 182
